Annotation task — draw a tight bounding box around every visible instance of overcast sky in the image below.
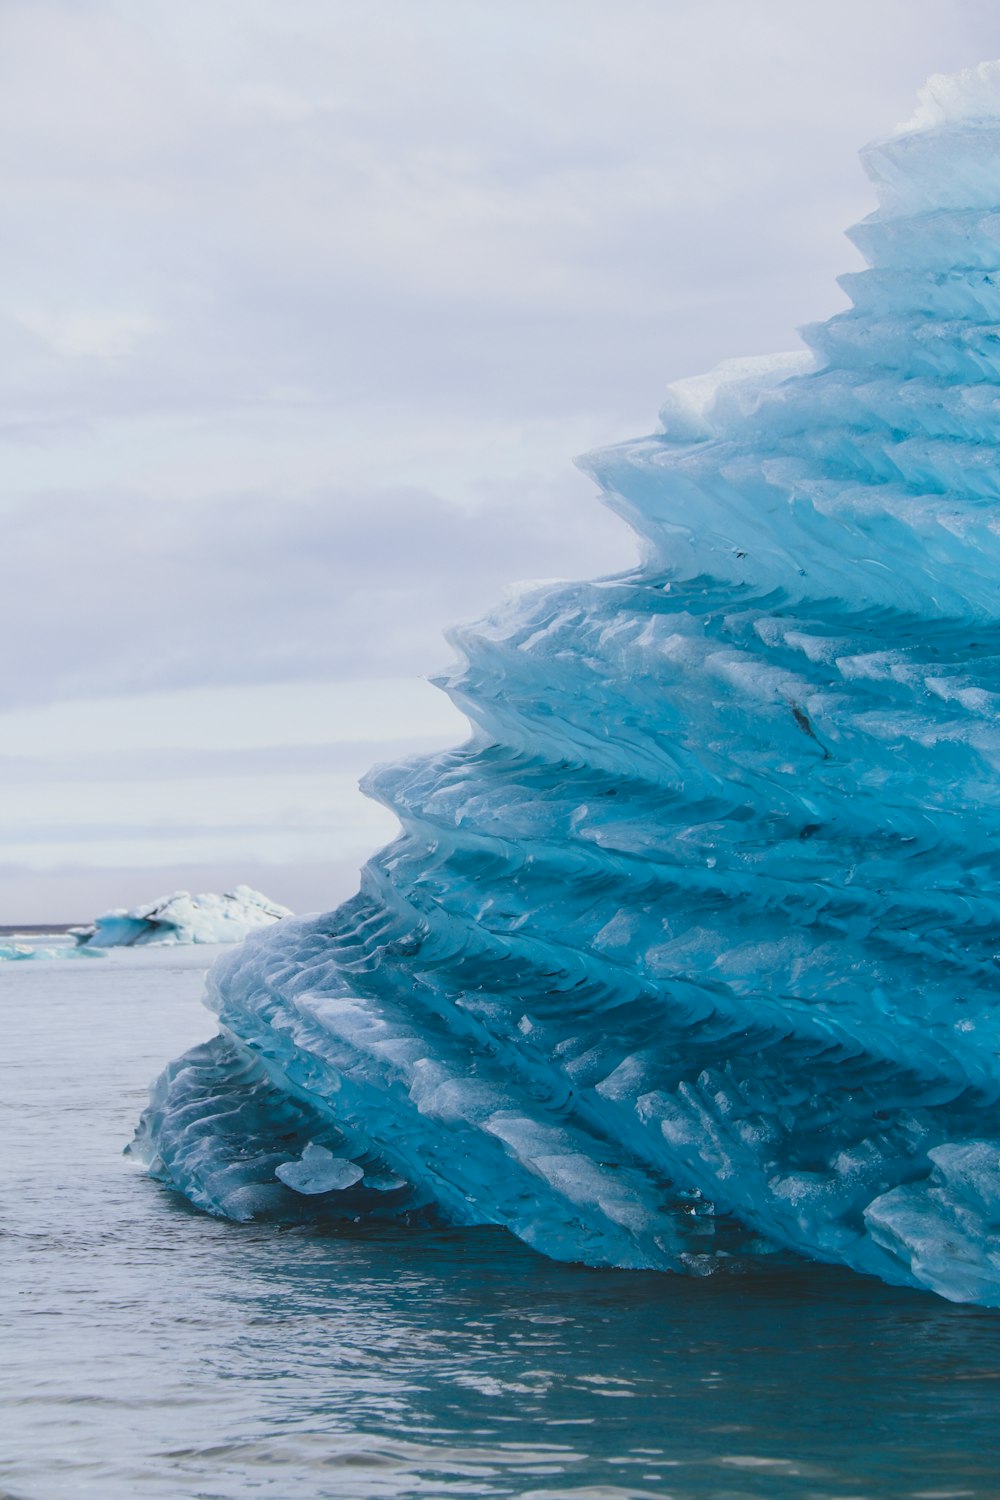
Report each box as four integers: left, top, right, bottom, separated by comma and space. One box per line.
4, 0, 1000, 922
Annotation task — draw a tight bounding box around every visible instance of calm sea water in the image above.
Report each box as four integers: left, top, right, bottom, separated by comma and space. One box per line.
4, 945, 1000, 1500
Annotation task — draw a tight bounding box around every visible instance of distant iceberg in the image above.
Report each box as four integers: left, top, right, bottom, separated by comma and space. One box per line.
77, 886, 291, 947
134, 62, 1000, 1305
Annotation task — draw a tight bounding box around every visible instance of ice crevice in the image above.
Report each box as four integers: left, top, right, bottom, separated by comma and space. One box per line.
132, 60, 1000, 1304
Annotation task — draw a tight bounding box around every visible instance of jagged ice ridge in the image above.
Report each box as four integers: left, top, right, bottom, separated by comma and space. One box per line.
133, 62, 1000, 1305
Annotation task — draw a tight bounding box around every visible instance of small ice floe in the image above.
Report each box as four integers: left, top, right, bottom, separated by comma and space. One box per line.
274, 1143, 364, 1195
0, 942, 105, 961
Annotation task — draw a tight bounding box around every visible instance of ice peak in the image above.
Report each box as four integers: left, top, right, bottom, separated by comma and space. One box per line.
895, 58, 1000, 135
859, 59, 1000, 221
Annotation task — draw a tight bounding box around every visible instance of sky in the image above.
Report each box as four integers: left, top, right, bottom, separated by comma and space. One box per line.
4, 0, 1000, 922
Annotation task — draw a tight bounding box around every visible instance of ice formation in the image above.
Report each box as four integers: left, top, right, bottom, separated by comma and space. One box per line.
0, 942, 103, 961
133, 63, 1000, 1305
78, 886, 291, 947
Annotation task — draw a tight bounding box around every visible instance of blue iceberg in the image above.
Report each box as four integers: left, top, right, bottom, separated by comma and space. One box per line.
133, 62, 1000, 1305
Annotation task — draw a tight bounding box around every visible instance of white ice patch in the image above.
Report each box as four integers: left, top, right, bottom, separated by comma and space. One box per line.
896, 59, 1000, 134
274, 1142, 364, 1195
75, 884, 292, 947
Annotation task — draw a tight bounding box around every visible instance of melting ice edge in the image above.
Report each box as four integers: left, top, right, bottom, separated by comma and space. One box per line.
132, 63, 1000, 1306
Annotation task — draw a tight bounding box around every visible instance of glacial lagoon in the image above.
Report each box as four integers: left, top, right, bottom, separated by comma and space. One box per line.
3, 944, 1000, 1500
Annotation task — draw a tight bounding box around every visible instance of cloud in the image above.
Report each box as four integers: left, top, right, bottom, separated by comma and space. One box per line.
15, 308, 159, 360
4, 0, 985, 451
0, 859, 365, 925
0, 479, 633, 707
4, 0, 1000, 917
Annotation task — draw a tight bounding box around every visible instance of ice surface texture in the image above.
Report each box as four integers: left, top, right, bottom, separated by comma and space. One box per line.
79, 886, 291, 947
134, 63, 1000, 1304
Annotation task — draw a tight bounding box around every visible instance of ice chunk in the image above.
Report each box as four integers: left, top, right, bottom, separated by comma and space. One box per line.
75, 885, 291, 947
274, 1143, 364, 1195
0, 942, 104, 961
134, 61, 1000, 1304
364, 1172, 408, 1193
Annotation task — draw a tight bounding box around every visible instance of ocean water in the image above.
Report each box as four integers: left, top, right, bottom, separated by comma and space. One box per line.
3, 947, 1000, 1500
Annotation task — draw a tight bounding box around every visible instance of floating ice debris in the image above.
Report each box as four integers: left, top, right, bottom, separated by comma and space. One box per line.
134, 61, 1000, 1304
274, 1143, 365, 1195
365, 1173, 409, 1193
0, 942, 104, 961
75, 886, 291, 947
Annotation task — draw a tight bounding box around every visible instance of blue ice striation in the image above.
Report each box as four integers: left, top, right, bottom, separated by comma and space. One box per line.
133, 63, 1000, 1305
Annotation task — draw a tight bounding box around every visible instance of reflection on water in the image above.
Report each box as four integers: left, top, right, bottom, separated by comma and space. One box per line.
3, 947, 1000, 1499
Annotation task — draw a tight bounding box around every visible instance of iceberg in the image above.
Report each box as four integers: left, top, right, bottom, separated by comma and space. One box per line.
78, 885, 291, 947
133, 62, 1000, 1304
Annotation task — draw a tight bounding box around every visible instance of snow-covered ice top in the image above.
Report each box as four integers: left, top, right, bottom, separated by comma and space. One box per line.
132, 62, 1000, 1306
76, 886, 292, 947
895, 57, 1000, 133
